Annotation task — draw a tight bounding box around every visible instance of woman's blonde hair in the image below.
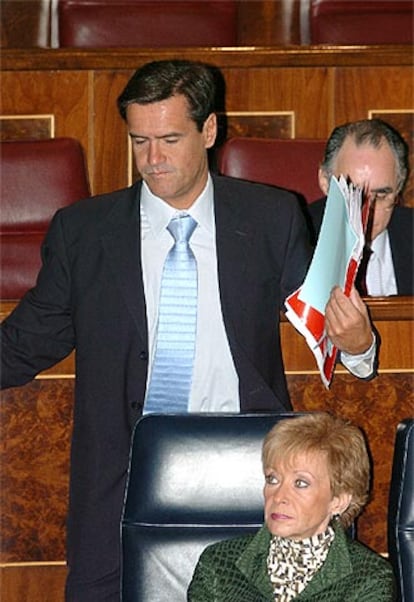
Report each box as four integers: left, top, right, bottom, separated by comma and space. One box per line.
262, 412, 370, 528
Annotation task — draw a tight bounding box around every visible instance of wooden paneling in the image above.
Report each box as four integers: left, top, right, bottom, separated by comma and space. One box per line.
0, 380, 73, 563
1, 46, 413, 200
0, 564, 67, 602
92, 71, 132, 194
0, 69, 90, 152
221, 66, 332, 137
281, 322, 414, 372
335, 65, 414, 123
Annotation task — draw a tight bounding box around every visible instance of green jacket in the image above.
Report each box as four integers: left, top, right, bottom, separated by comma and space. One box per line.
188, 524, 396, 601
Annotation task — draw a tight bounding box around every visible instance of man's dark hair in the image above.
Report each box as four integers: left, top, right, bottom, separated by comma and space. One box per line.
321, 118, 410, 194
117, 59, 217, 132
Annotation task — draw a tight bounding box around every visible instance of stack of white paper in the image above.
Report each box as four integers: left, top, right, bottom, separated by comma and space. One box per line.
285, 175, 365, 387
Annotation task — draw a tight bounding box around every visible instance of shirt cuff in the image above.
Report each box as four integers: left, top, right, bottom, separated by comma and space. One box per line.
340, 332, 376, 379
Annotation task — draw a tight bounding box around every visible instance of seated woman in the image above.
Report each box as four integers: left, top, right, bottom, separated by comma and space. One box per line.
188, 412, 395, 601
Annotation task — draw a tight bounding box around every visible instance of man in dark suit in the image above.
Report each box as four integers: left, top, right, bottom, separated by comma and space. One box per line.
309, 119, 413, 296
0, 60, 375, 601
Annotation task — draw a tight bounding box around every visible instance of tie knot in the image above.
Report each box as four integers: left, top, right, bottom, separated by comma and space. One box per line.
167, 214, 197, 243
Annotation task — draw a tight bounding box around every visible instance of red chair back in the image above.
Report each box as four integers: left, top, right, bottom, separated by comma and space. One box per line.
1, 137, 90, 299
309, 0, 413, 45
58, 0, 238, 47
217, 137, 326, 203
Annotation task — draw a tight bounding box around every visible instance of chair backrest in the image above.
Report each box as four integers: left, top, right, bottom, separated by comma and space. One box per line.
217, 137, 326, 204
121, 412, 300, 602
57, 0, 238, 47
308, 0, 414, 45
388, 418, 414, 602
0, 137, 90, 299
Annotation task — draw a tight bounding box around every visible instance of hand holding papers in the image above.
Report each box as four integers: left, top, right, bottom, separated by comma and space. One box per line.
285, 175, 366, 387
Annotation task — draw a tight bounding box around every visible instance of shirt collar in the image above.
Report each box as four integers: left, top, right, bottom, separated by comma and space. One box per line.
140, 174, 214, 237
371, 228, 389, 259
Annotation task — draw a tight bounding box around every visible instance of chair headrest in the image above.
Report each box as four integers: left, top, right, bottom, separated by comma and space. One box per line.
123, 413, 300, 526
217, 137, 326, 203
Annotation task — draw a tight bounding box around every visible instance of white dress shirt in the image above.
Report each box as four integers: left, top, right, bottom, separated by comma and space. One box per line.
141, 175, 376, 411
366, 229, 397, 296
141, 175, 240, 412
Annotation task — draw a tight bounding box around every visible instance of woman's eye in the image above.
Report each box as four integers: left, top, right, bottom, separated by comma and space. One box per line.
265, 474, 278, 485
295, 479, 309, 488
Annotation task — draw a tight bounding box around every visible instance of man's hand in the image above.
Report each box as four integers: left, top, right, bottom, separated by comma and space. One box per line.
325, 285, 373, 355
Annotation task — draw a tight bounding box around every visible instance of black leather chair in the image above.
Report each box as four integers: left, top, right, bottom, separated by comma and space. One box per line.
388, 418, 414, 602
121, 412, 299, 601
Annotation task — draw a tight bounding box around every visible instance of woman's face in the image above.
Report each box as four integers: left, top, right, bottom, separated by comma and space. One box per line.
263, 450, 349, 540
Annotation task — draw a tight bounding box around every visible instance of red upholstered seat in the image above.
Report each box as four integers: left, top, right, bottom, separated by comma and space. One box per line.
309, 0, 413, 45
1, 137, 90, 299
57, 0, 238, 47
217, 137, 326, 204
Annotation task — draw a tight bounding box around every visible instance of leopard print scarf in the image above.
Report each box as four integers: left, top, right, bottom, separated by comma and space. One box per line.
266, 526, 335, 601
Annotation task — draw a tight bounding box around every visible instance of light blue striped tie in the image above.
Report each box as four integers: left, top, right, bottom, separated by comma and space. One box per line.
144, 214, 198, 413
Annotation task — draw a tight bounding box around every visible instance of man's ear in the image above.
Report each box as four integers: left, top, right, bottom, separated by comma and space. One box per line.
318, 167, 330, 196
203, 113, 217, 149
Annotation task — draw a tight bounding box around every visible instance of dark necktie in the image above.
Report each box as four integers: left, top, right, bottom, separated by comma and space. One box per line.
355, 245, 373, 296
144, 214, 198, 413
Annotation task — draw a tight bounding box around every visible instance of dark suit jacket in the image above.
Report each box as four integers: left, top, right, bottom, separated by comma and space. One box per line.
308, 199, 413, 296
0, 175, 311, 600
188, 524, 396, 601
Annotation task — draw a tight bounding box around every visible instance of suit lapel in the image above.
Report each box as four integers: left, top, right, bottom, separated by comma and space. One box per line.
387, 207, 411, 294
213, 177, 253, 327
100, 183, 148, 346
212, 176, 290, 412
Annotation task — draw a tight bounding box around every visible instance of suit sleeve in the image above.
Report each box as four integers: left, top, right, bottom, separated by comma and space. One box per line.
353, 565, 397, 601
1, 210, 75, 388
279, 196, 312, 306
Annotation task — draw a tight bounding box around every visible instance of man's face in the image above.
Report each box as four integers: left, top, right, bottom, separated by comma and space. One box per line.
127, 94, 217, 209
319, 138, 399, 240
